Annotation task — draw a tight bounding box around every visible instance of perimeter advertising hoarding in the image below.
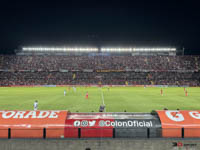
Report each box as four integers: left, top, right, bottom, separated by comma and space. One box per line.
0, 111, 161, 138
65, 113, 160, 138
113, 119, 161, 138
0, 110, 68, 138
65, 113, 114, 138
156, 110, 200, 138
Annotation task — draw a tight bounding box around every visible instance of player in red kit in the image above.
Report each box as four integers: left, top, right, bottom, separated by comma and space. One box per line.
161, 88, 163, 96
85, 92, 89, 99
185, 90, 188, 96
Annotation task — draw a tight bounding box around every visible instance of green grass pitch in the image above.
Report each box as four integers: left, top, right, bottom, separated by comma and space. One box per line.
0, 87, 200, 112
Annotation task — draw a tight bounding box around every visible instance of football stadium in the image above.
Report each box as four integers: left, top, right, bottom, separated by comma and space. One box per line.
0, 47, 200, 112
0, 46, 200, 150
1, 1, 200, 149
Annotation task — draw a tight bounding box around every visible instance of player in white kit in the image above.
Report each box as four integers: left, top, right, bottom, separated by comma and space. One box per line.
73, 87, 76, 92
34, 100, 38, 111
64, 89, 66, 96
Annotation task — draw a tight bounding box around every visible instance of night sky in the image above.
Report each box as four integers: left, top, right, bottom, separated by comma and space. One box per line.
0, 1, 200, 54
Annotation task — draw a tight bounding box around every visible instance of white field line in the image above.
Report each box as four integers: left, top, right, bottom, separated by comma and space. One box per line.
101, 88, 106, 112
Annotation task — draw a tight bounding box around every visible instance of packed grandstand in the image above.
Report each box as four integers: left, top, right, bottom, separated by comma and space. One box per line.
0, 47, 199, 86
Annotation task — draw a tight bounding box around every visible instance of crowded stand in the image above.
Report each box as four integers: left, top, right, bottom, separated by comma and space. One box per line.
0, 55, 199, 71
0, 55, 199, 86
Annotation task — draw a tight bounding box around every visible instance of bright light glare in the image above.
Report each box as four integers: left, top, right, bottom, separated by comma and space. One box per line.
22, 47, 98, 52
101, 47, 176, 52
22, 47, 176, 52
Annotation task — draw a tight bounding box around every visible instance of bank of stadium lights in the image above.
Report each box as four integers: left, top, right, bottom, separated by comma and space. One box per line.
22, 47, 98, 52
101, 47, 176, 52
22, 47, 176, 52
132, 48, 176, 52
101, 48, 132, 52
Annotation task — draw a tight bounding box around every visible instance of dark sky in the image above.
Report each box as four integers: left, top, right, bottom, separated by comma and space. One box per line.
0, 1, 200, 54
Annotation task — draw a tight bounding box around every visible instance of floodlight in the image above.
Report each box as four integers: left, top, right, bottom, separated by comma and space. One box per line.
22, 47, 98, 52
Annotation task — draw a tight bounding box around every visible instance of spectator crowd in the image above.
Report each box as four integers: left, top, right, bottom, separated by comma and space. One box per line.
0, 55, 199, 86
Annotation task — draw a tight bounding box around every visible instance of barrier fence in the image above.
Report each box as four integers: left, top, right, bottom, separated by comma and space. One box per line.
1, 128, 200, 139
